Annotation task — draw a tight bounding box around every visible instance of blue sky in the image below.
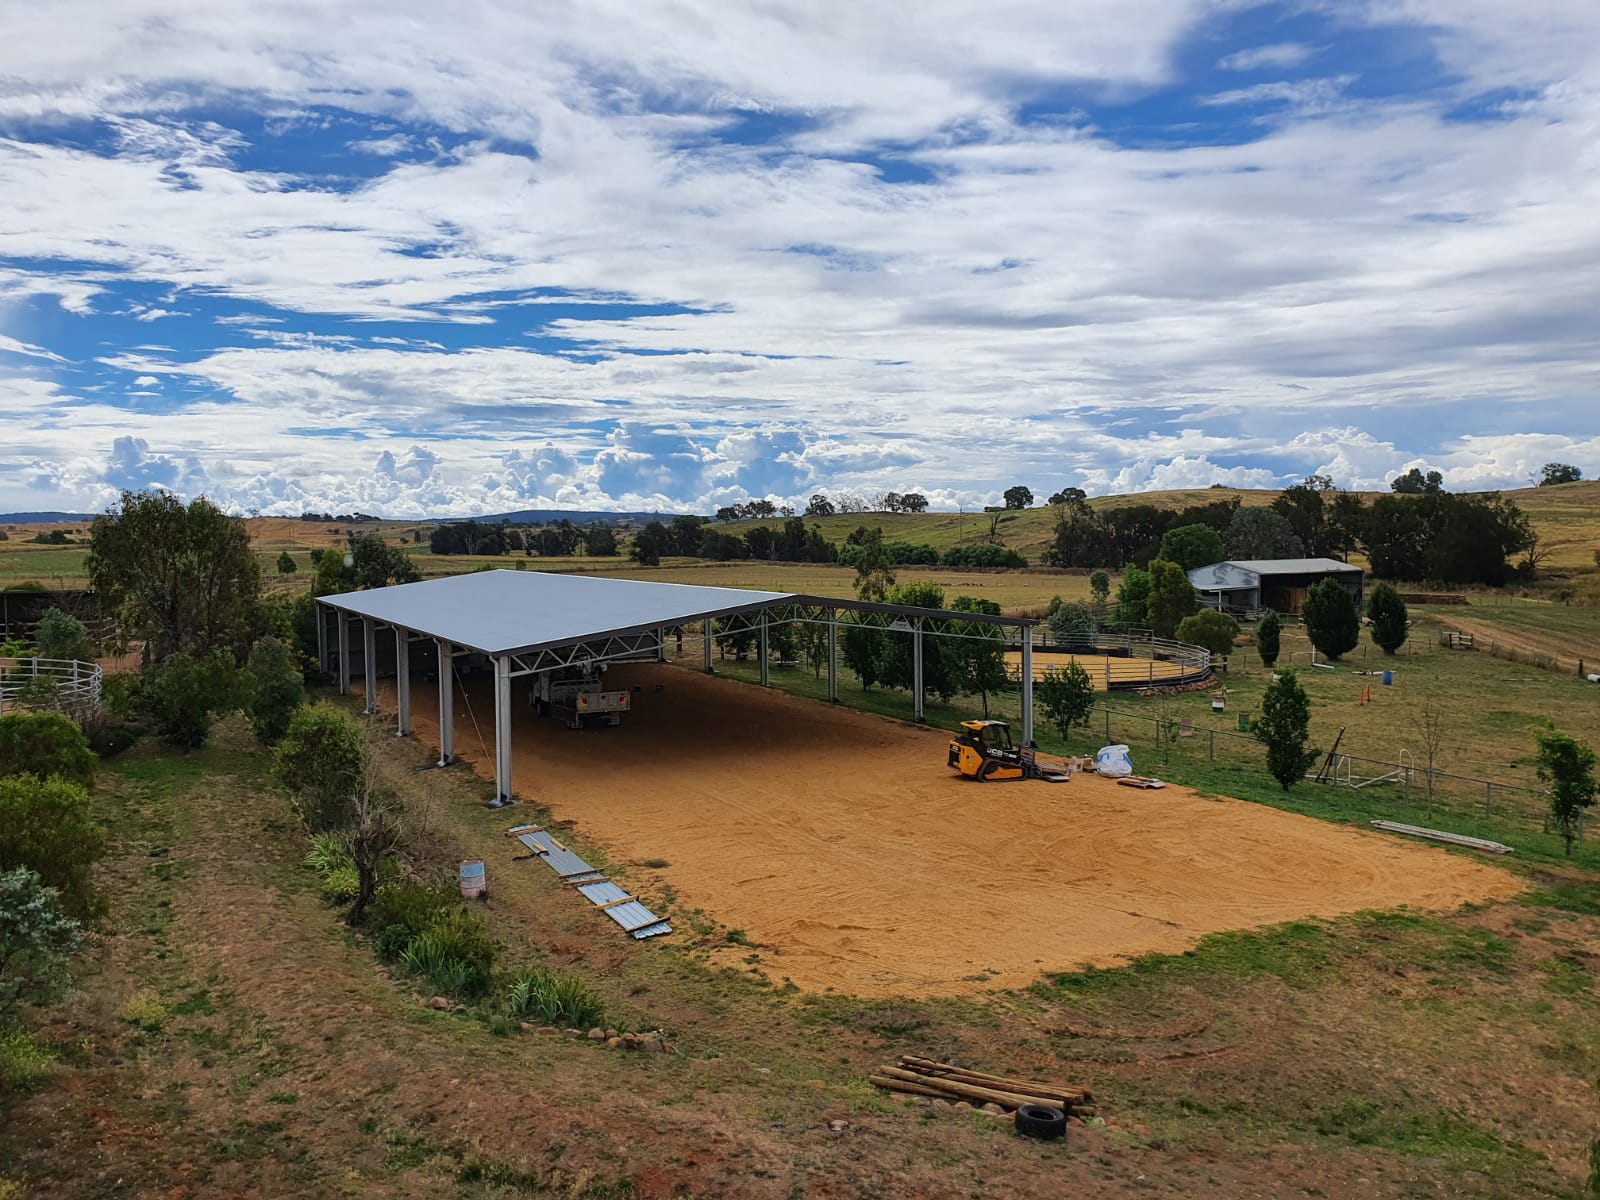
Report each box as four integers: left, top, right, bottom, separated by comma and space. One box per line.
2, 1, 1597, 517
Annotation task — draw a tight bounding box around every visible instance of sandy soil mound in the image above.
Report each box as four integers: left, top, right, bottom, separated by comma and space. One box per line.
374, 663, 1519, 998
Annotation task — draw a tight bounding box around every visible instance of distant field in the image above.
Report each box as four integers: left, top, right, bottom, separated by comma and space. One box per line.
0, 525, 92, 586
4, 478, 1594, 590
410, 555, 1090, 612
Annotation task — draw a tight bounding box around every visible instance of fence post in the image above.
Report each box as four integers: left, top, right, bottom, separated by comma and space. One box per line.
1105, 707, 1111, 742
1484, 782, 1492, 816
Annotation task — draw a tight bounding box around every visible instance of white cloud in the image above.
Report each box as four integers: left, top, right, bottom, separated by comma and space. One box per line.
132, 374, 160, 386
348, 133, 414, 157
102, 435, 210, 494
1217, 43, 1316, 72
1203, 76, 1355, 109
0, 2, 1598, 515
0, 334, 64, 361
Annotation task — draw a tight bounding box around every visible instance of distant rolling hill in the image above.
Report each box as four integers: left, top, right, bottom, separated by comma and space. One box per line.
0, 512, 96, 524
464, 508, 689, 525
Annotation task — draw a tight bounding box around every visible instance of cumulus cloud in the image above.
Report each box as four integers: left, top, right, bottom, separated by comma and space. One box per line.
374, 445, 441, 487
1, 2, 1598, 516
103, 435, 210, 494
1079, 454, 1285, 497
501, 444, 579, 498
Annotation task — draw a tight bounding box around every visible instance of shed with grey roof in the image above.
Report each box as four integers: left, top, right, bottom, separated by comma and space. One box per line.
316, 570, 1038, 804
1187, 557, 1364, 616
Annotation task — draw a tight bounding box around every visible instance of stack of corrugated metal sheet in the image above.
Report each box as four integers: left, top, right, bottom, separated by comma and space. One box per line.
507, 825, 671, 939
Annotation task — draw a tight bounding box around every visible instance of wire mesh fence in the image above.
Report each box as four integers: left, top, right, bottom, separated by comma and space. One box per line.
1085, 702, 1559, 834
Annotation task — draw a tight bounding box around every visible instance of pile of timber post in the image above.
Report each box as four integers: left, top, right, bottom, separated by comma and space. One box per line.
869, 1056, 1095, 1116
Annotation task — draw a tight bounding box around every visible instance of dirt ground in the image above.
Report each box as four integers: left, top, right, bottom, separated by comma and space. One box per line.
1004, 650, 1192, 690
371, 662, 1519, 999
1438, 614, 1596, 673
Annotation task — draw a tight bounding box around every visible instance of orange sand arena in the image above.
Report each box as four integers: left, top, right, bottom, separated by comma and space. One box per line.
372, 663, 1518, 998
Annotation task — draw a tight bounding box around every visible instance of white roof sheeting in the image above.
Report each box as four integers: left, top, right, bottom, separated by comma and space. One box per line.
1222, 558, 1360, 575
1188, 558, 1361, 591
317, 569, 794, 656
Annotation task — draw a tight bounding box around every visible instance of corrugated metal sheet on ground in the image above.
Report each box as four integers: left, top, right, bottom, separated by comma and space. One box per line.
512, 828, 594, 879
575, 880, 672, 939
509, 826, 671, 939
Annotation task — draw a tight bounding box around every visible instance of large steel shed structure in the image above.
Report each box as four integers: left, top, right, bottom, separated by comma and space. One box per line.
315, 570, 1039, 804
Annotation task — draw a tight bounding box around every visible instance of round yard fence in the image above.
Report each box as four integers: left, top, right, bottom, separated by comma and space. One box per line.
0, 656, 103, 717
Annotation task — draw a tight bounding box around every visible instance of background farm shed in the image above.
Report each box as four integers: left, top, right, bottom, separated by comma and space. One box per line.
1188, 558, 1364, 616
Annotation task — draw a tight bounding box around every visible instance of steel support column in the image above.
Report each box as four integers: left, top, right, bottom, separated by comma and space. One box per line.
1021, 636, 1034, 747
703, 620, 714, 673
826, 608, 838, 703
436, 639, 455, 766
362, 619, 378, 715
912, 620, 925, 722
493, 654, 513, 805
316, 603, 329, 675
336, 612, 350, 695
759, 611, 769, 687
655, 626, 666, 663
394, 627, 411, 737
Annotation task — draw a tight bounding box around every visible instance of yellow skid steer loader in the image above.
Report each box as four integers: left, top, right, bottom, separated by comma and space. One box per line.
947, 720, 1070, 783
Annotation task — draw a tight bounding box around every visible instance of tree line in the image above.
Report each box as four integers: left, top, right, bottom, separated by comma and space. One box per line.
1042, 476, 1538, 586
428, 519, 617, 558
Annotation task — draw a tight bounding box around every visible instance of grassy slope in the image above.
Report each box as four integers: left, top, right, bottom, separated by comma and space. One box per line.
3, 712, 1597, 1196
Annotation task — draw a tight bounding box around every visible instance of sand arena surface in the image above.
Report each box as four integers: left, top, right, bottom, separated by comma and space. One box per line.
375, 663, 1518, 998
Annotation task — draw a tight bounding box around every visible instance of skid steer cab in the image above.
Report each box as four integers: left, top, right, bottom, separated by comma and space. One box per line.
948, 720, 1069, 783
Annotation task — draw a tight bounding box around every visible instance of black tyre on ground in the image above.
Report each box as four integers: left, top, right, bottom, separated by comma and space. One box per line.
1014, 1104, 1067, 1140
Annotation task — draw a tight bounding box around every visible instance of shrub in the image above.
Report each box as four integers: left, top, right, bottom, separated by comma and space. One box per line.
96, 673, 143, 721
403, 909, 496, 997
0, 711, 97, 790
1175, 609, 1241, 664
0, 776, 105, 918
365, 882, 457, 934
1254, 670, 1320, 791
121, 989, 169, 1032
882, 541, 940, 566
1366, 582, 1408, 655
244, 636, 305, 745
0, 1030, 58, 1091
0, 868, 84, 1019
373, 923, 416, 964
33, 608, 95, 664
1533, 727, 1597, 857
1046, 600, 1096, 648
275, 703, 368, 830
1089, 570, 1111, 606
1113, 566, 1151, 628
140, 651, 242, 748
1256, 609, 1282, 667
1302, 578, 1360, 661
1035, 662, 1096, 748
504, 966, 607, 1028
303, 833, 359, 902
